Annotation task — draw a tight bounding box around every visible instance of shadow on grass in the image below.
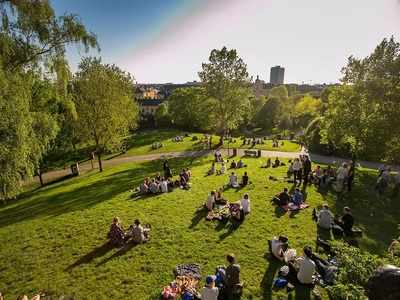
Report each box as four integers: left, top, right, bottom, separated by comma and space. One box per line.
218, 220, 241, 241
0, 156, 207, 229
189, 207, 208, 229
96, 241, 139, 267
260, 254, 281, 300
66, 242, 114, 271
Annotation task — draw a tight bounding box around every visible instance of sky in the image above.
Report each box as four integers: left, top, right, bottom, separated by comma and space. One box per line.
52, 0, 400, 84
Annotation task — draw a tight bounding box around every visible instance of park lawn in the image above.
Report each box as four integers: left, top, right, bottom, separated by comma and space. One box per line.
221, 138, 301, 152
123, 130, 300, 157
0, 156, 399, 299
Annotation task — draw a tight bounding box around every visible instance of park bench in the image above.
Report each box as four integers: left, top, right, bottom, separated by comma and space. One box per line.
244, 149, 259, 157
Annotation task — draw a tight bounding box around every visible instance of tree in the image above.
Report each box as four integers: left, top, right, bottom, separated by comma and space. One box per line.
0, 0, 97, 200
168, 87, 215, 131
198, 47, 251, 135
292, 95, 322, 128
254, 97, 283, 131
154, 102, 171, 128
73, 57, 138, 171
322, 37, 400, 162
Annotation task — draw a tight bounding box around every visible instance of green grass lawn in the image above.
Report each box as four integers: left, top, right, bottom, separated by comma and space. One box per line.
123, 130, 300, 157
1, 156, 398, 299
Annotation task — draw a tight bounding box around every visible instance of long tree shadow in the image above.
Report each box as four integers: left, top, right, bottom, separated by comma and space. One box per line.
0, 156, 207, 229
65, 242, 114, 271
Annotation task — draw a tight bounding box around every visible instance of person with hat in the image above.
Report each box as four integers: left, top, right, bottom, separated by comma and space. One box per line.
200, 275, 219, 300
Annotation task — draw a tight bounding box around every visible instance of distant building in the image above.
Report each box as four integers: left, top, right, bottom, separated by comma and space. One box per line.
137, 99, 163, 120
253, 75, 267, 98
270, 66, 285, 85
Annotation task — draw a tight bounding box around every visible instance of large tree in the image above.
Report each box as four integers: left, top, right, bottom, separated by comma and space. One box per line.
322, 37, 400, 162
73, 58, 139, 171
198, 47, 251, 136
0, 0, 97, 200
168, 87, 215, 131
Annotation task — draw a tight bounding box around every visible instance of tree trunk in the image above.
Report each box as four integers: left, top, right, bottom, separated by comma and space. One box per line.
98, 152, 103, 172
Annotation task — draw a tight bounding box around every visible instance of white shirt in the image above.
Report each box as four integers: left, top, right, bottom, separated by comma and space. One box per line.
206, 195, 215, 211
297, 257, 316, 284
318, 208, 333, 229
160, 180, 168, 193
241, 197, 250, 213
293, 160, 302, 171
229, 174, 238, 186
201, 287, 219, 300
337, 167, 348, 180
271, 238, 283, 259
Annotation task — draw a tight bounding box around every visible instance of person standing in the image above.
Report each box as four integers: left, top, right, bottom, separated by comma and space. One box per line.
292, 158, 303, 184
224, 254, 241, 299
303, 156, 312, 185
347, 161, 356, 192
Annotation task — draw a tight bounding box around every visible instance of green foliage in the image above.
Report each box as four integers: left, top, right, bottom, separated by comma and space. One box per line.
154, 102, 171, 127
321, 36, 400, 163
167, 87, 214, 131
293, 95, 322, 128
327, 242, 383, 300
198, 46, 251, 134
254, 97, 283, 131
268, 85, 289, 100
73, 57, 139, 170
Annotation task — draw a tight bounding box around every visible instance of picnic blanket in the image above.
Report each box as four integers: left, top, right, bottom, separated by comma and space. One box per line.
206, 205, 230, 221
282, 203, 310, 211
174, 263, 201, 280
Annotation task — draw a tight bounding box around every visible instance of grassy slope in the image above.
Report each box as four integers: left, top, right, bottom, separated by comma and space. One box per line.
0, 156, 398, 299
124, 130, 300, 157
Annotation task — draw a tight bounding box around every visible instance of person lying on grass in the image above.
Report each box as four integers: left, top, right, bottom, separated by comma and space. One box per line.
128, 219, 150, 244
228, 172, 240, 188
272, 188, 290, 206
108, 217, 125, 246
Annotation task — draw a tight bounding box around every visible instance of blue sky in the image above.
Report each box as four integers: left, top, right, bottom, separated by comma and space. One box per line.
53, 0, 400, 84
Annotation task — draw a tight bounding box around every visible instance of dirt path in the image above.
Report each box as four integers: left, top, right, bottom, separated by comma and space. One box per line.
31, 148, 395, 186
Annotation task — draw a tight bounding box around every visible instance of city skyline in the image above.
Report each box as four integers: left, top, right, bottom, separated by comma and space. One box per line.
53, 0, 400, 84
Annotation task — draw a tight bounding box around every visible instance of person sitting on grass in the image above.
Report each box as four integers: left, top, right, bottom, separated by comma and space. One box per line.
208, 162, 216, 176
272, 157, 281, 168
240, 193, 251, 214
160, 177, 169, 193
270, 236, 289, 261
218, 162, 226, 175
181, 169, 190, 182
273, 188, 291, 206
179, 173, 190, 189
295, 246, 316, 285
149, 179, 159, 194
241, 172, 249, 186
334, 207, 354, 236
317, 204, 334, 230
139, 179, 149, 194
215, 188, 227, 205
230, 160, 237, 169
262, 158, 272, 168
201, 275, 219, 300
129, 219, 150, 244
229, 172, 240, 188
223, 254, 242, 298
155, 172, 162, 182
108, 217, 125, 246
237, 159, 245, 168
206, 191, 216, 211
291, 188, 304, 206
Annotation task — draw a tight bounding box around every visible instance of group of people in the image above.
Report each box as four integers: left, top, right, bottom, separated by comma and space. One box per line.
227, 171, 249, 188
314, 205, 355, 236
107, 217, 150, 246
270, 237, 336, 287
199, 254, 243, 300
273, 187, 305, 207
262, 157, 284, 169
205, 190, 251, 220
138, 161, 192, 194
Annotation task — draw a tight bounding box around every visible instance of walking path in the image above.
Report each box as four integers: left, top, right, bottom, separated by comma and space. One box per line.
31, 148, 394, 186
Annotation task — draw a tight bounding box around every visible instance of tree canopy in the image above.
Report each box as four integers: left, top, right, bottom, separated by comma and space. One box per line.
198, 46, 251, 135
